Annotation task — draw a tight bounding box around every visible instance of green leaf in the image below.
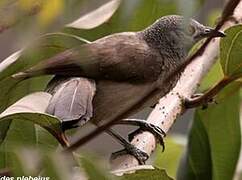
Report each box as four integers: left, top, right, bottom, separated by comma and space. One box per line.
127, 0, 177, 31
64, 0, 178, 41
0, 92, 62, 144
0, 92, 47, 144
0, 92, 62, 168
177, 0, 203, 19
220, 25, 242, 77
10, 148, 41, 177
0, 0, 92, 34
177, 111, 212, 180
0, 120, 37, 168
177, 82, 241, 180
75, 153, 110, 180
67, 0, 121, 29
154, 137, 184, 178
36, 126, 59, 152
10, 148, 72, 179
199, 60, 224, 92
43, 153, 72, 180
119, 168, 173, 180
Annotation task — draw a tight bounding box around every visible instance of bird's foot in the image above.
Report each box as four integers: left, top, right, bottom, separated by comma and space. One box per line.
111, 143, 149, 165
117, 119, 166, 151
184, 93, 217, 109
106, 129, 149, 164
128, 126, 165, 152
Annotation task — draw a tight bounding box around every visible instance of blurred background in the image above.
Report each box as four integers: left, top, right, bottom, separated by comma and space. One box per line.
0, 0, 231, 176
0, 0, 224, 60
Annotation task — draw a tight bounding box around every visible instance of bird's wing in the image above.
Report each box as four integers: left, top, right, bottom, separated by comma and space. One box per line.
46, 76, 96, 129
91, 80, 159, 125
13, 33, 163, 83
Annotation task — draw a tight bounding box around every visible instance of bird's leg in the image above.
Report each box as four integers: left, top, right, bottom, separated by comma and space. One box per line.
114, 119, 166, 151
106, 129, 149, 165
184, 93, 217, 109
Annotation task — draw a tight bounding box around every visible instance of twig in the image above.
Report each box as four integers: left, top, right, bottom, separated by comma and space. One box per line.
58, 132, 70, 148
44, 127, 70, 148
185, 74, 242, 108
110, 0, 242, 170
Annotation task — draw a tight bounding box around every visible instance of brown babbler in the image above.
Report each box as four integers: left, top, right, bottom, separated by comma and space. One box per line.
12, 15, 225, 164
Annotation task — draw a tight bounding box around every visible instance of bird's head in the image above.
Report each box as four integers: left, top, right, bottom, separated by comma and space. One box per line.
182, 16, 225, 42
141, 15, 225, 54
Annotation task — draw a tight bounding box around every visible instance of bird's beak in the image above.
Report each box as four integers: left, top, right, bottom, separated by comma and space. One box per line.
203, 27, 226, 38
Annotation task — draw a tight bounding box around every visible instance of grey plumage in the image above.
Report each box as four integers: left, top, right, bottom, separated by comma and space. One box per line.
12, 15, 225, 128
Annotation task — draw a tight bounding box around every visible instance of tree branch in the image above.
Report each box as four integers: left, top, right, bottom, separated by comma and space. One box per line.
110, 0, 242, 170
184, 74, 242, 108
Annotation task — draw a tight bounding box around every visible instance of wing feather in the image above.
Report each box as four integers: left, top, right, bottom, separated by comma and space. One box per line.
46, 76, 96, 128
13, 33, 163, 83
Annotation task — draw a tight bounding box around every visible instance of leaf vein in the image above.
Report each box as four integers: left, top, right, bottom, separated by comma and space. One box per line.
225, 30, 242, 75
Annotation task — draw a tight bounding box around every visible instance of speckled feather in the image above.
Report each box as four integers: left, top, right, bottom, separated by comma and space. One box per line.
14, 15, 212, 127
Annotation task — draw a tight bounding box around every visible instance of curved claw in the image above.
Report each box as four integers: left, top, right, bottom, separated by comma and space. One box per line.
114, 119, 166, 152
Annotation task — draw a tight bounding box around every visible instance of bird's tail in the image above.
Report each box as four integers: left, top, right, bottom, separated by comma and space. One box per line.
11, 49, 80, 80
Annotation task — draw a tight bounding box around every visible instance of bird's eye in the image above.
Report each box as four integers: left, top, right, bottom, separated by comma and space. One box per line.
187, 25, 195, 35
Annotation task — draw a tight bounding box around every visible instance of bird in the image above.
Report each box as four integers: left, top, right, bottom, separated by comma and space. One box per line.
12, 15, 225, 164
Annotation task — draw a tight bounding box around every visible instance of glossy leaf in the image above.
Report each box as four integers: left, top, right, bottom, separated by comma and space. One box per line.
43, 153, 71, 180
220, 25, 242, 77
36, 126, 59, 152
10, 148, 41, 177
0, 19, 87, 170
199, 60, 224, 92
120, 168, 173, 180
0, 92, 62, 145
0, 0, 91, 34
10, 148, 73, 179
0, 92, 62, 168
177, 82, 241, 180
64, 0, 178, 41
67, 0, 121, 29
0, 51, 21, 73
77, 155, 109, 180
154, 137, 184, 178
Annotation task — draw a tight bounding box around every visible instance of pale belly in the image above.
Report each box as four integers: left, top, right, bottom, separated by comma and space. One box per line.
91, 78, 177, 125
